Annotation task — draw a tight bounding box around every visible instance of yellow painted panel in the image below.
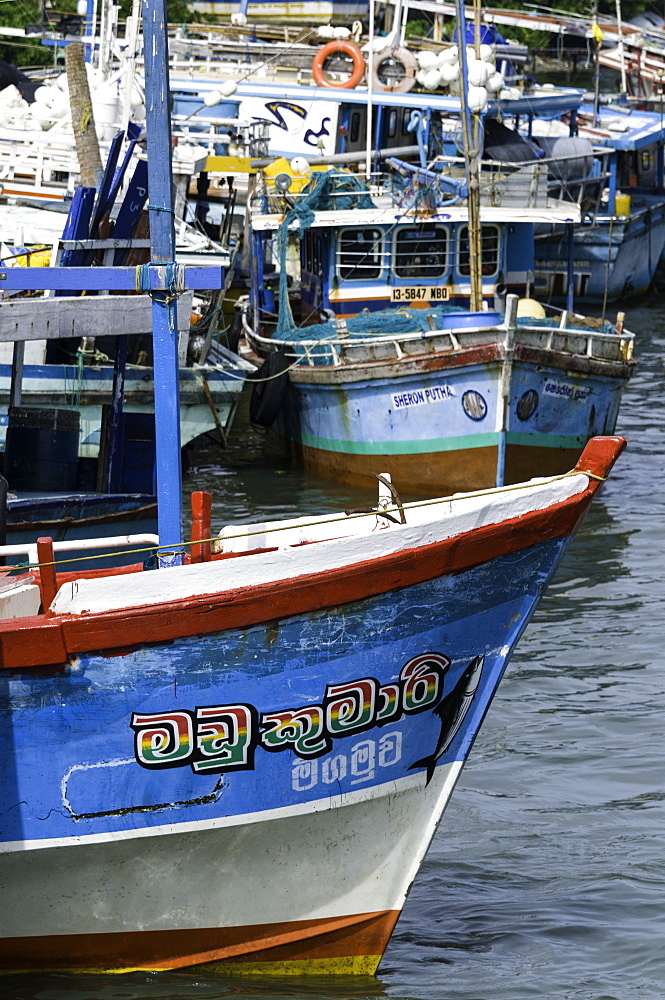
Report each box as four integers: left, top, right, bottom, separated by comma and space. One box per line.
203, 155, 254, 174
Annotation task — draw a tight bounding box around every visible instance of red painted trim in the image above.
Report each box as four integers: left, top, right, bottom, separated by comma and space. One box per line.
36, 537, 56, 610
190, 491, 212, 563
0, 437, 626, 670
0, 909, 399, 972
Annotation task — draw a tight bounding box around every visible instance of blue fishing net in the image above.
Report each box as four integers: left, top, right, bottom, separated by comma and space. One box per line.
274, 304, 467, 365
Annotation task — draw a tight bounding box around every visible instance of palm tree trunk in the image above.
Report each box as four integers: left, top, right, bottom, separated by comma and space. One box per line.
66, 42, 103, 188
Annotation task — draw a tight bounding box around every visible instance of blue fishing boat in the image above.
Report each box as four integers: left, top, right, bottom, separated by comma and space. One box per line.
0, 435, 626, 973
243, 163, 633, 495
0, 0, 627, 977
531, 102, 665, 303
2, 490, 158, 570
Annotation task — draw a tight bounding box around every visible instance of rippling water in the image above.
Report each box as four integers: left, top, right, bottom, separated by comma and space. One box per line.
8, 305, 665, 1000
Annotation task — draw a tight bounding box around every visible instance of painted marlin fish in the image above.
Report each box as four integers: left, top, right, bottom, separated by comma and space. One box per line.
410, 654, 485, 785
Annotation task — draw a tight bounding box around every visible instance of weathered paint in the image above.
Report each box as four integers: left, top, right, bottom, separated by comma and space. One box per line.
275, 353, 629, 495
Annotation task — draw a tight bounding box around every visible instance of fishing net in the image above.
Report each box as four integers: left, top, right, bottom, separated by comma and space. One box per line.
273, 304, 467, 365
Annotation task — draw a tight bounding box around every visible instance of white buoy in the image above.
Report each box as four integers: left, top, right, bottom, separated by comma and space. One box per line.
423, 69, 442, 90
231, 11, 247, 25
317, 24, 335, 38
468, 85, 489, 112
290, 156, 311, 176
487, 72, 504, 93
34, 86, 53, 106
479, 43, 494, 62
332, 26, 351, 39
30, 104, 54, 129
202, 89, 223, 108
416, 68, 429, 86
417, 50, 439, 70
438, 45, 458, 66
219, 79, 238, 98
440, 63, 459, 86
468, 61, 491, 87
48, 91, 68, 116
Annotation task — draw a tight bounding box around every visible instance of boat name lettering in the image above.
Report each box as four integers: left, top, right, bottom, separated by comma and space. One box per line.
544, 381, 590, 402
393, 385, 456, 409
291, 731, 403, 791
130, 652, 449, 774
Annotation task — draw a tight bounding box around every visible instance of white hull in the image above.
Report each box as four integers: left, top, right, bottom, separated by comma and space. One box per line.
0, 765, 459, 971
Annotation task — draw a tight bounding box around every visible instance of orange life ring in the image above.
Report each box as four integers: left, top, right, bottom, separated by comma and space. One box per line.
372, 46, 418, 94
311, 40, 365, 89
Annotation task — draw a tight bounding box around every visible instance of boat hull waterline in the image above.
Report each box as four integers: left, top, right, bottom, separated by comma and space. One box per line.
276, 347, 629, 495
0, 437, 625, 974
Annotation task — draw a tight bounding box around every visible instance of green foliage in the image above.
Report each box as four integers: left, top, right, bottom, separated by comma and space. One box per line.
117, 0, 195, 23
0, 1, 77, 68
404, 19, 430, 42
0, 0, 196, 69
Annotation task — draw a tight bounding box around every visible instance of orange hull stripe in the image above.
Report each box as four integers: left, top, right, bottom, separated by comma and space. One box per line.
0, 909, 401, 972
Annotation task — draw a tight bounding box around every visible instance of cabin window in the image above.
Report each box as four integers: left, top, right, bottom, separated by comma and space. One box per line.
349, 111, 362, 145
458, 226, 500, 276
394, 225, 449, 279
338, 228, 383, 280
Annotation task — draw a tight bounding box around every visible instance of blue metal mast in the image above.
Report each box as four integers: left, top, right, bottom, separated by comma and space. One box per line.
141, 0, 184, 566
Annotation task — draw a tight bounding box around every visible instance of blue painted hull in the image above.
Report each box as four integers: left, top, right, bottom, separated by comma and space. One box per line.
0, 534, 571, 972
5, 493, 158, 570
278, 351, 630, 494
0, 539, 563, 844
0, 435, 625, 973
534, 198, 665, 303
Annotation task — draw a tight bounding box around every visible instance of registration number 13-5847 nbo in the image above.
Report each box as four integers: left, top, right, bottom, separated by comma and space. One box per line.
391, 287, 449, 302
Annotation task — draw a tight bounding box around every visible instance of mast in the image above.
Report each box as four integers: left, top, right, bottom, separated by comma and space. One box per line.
615, 0, 627, 96
591, 0, 602, 125
141, 0, 184, 564
366, 0, 375, 182
455, 0, 483, 311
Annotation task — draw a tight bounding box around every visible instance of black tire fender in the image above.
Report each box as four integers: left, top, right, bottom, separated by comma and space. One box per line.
249, 351, 292, 428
